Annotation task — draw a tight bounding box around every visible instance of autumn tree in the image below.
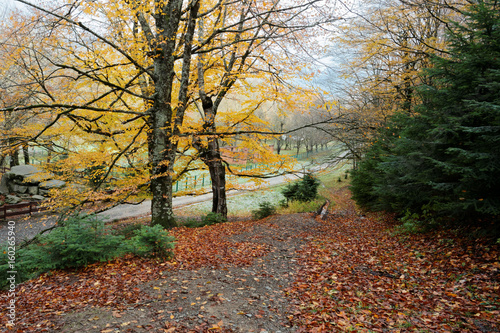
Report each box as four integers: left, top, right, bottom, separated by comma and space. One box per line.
322, 0, 467, 167
339, 0, 454, 112
0, 9, 60, 168
1, 0, 338, 227
185, 0, 339, 218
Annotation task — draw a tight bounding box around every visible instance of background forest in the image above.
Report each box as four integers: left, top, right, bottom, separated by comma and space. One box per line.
1, 0, 498, 229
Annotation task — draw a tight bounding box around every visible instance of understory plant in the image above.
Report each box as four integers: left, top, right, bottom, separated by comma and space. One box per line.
0, 214, 175, 289
252, 201, 276, 220
282, 173, 321, 204
126, 224, 175, 258
183, 212, 227, 228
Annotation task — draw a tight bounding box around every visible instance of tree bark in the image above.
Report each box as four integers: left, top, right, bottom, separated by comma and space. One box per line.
206, 138, 227, 218
149, 0, 199, 228
9, 142, 19, 168
22, 143, 29, 164
276, 138, 282, 155
193, 97, 228, 219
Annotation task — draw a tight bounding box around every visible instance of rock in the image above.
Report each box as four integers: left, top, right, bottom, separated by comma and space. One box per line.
68, 183, 86, 192
39, 189, 49, 196
5, 195, 22, 204
5, 165, 54, 185
7, 165, 44, 185
12, 184, 28, 194
30, 195, 46, 201
39, 179, 66, 189
28, 186, 38, 195
9, 165, 42, 177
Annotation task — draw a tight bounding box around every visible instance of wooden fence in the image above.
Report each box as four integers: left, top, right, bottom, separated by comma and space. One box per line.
0, 202, 47, 220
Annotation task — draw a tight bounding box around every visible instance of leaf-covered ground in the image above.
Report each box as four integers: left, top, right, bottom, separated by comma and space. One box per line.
1, 188, 499, 332
287, 189, 500, 332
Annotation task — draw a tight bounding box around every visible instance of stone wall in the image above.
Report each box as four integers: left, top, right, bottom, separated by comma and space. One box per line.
0, 165, 66, 205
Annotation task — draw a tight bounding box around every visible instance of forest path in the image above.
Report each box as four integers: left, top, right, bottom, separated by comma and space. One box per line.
46, 213, 323, 332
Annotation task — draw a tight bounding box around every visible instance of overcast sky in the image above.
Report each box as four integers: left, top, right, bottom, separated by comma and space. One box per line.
1, 0, 18, 16
2, 0, 15, 8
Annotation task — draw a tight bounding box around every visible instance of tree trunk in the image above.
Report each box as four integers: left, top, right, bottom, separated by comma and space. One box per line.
148, 0, 199, 229
206, 140, 227, 218
193, 97, 228, 219
276, 123, 284, 155
149, 104, 178, 228
194, 17, 229, 219
9, 143, 19, 168
150, 156, 176, 228
149, 100, 178, 229
23, 144, 29, 164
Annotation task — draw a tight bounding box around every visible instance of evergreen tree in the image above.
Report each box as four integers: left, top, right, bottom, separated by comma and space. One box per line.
282, 173, 321, 203
351, 0, 500, 223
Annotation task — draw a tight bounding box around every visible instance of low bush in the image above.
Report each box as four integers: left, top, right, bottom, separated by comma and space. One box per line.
393, 209, 440, 235
183, 212, 227, 228
0, 245, 32, 288
115, 222, 145, 239
126, 224, 175, 259
252, 201, 276, 220
202, 212, 227, 225
278, 197, 325, 214
282, 173, 320, 203
26, 215, 126, 269
183, 218, 203, 228
0, 215, 175, 289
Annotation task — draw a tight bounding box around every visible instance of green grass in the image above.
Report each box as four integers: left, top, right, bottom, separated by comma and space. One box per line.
175, 186, 287, 218
277, 198, 325, 214
174, 163, 353, 219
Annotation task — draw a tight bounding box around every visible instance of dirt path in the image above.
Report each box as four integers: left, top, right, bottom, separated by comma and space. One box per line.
56, 213, 323, 332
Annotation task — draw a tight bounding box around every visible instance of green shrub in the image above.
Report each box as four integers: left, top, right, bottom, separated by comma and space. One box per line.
126, 225, 175, 259
279, 197, 325, 214
282, 182, 300, 203
0, 245, 33, 288
183, 212, 227, 228
28, 215, 126, 269
0, 215, 127, 289
0, 216, 176, 289
282, 173, 320, 203
202, 212, 227, 225
393, 209, 439, 235
279, 199, 288, 208
116, 222, 145, 239
183, 218, 203, 228
252, 201, 276, 220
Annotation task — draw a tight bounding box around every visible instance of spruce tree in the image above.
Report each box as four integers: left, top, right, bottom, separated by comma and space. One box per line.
351, 0, 500, 223
417, 0, 500, 218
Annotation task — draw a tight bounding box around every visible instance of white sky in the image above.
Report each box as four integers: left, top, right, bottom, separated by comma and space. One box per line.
1, 0, 22, 17
2, 0, 16, 7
